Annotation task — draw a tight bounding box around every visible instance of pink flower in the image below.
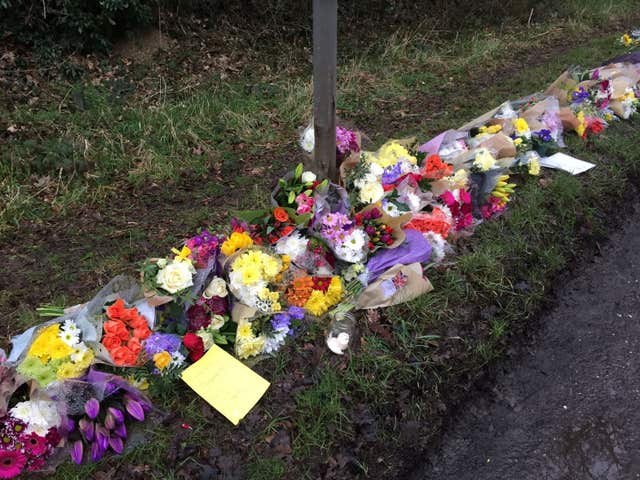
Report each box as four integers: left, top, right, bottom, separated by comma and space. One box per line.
20, 432, 48, 456
0, 450, 26, 479
297, 203, 312, 215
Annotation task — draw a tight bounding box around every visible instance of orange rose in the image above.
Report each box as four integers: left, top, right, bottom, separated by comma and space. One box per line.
104, 320, 129, 341
110, 346, 138, 366
273, 207, 289, 223
133, 325, 151, 340
106, 298, 127, 321
128, 314, 148, 330
127, 337, 142, 355
102, 334, 122, 351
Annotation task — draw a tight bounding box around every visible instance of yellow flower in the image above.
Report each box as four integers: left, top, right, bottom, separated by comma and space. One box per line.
237, 322, 254, 340
479, 124, 502, 134
512, 118, 529, 135
49, 341, 74, 360
75, 349, 94, 369
622, 34, 632, 46
305, 290, 333, 317
472, 149, 496, 171
221, 232, 253, 257
57, 362, 83, 380
127, 376, 149, 390
513, 138, 523, 146
236, 335, 266, 359
241, 265, 261, 285
272, 302, 282, 312
374, 142, 417, 168
528, 158, 540, 176
604, 113, 614, 122
326, 277, 343, 303
575, 110, 586, 138
153, 351, 172, 370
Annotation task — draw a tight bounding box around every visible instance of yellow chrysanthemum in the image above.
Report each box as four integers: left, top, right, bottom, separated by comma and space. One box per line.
512, 118, 529, 135
237, 322, 254, 340
236, 335, 266, 359
326, 277, 343, 303
373, 142, 417, 168
513, 137, 523, 146
473, 149, 496, 171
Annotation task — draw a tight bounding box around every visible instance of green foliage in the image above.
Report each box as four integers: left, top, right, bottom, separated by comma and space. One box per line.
0, 0, 152, 51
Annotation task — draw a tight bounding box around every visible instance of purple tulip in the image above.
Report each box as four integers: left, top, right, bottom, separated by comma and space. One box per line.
124, 396, 145, 422
90, 441, 106, 462
84, 398, 100, 420
70, 440, 84, 464
107, 407, 124, 424
109, 436, 124, 454
79, 419, 95, 442
114, 422, 127, 439
95, 425, 109, 451
66, 418, 76, 433
104, 412, 116, 430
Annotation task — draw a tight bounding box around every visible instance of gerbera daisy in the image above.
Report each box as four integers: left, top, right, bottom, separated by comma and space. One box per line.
0, 450, 26, 479
20, 432, 48, 456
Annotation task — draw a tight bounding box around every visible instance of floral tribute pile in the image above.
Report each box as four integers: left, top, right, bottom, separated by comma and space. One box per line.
1, 49, 640, 477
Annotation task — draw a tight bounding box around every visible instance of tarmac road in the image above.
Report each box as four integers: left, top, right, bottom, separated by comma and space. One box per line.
409, 206, 640, 480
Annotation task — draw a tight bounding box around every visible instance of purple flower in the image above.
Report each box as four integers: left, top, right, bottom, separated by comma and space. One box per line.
287, 306, 305, 320
144, 333, 182, 357
534, 129, 553, 142
336, 126, 359, 154
109, 436, 124, 454
107, 407, 124, 425
114, 422, 127, 439
124, 396, 145, 422
571, 86, 590, 104
90, 441, 106, 462
95, 425, 109, 451
381, 163, 403, 185
271, 313, 291, 332
70, 440, 84, 464
591, 69, 600, 80
79, 419, 95, 442
84, 398, 100, 420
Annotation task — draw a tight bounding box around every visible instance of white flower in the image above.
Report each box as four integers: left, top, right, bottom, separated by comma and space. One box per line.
300, 126, 315, 153
58, 328, 80, 347
10, 400, 61, 435
156, 258, 168, 269
359, 182, 385, 204
209, 314, 226, 331
155, 260, 196, 294
203, 277, 228, 298
196, 330, 215, 350
381, 200, 401, 217
326, 332, 350, 355
335, 230, 368, 263
368, 162, 384, 177
424, 232, 448, 264
70, 342, 89, 362
62, 319, 80, 336
275, 232, 308, 260
170, 351, 185, 367
404, 191, 422, 212
301, 171, 317, 183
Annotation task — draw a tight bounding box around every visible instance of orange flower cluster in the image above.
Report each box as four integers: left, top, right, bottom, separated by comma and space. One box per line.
102, 298, 151, 366
405, 207, 452, 239
285, 276, 314, 307
422, 154, 453, 180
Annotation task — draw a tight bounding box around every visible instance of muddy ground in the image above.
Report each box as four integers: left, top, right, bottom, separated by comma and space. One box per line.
407, 203, 640, 480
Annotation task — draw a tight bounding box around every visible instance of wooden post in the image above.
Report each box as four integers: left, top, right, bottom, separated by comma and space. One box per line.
312, 0, 337, 182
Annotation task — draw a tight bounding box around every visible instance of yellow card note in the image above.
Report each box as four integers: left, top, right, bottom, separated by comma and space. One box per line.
181, 345, 270, 425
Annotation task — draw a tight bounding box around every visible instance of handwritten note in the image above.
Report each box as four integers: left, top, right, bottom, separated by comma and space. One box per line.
181, 345, 270, 425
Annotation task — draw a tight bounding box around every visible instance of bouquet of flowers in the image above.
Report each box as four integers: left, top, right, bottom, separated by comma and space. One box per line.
17, 320, 94, 387
101, 299, 152, 367
1, 400, 62, 478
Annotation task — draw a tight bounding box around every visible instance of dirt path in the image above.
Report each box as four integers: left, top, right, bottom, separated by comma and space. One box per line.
408, 204, 640, 480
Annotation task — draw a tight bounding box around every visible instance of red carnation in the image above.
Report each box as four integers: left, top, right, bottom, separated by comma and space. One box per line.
183, 333, 205, 362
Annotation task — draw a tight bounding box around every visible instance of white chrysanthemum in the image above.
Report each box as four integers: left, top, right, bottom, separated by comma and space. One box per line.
62, 319, 80, 335
424, 231, 448, 264
70, 342, 89, 362
335, 230, 368, 263
359, 182, 385, 204
11, 400, 62, 435
170, 351, 186, 367
58, 329, 80, 347
275, 232, 308, 260
381, 200, 401, 217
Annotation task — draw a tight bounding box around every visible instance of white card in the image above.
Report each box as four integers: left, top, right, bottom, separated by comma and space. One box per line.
540, 152, 596, 175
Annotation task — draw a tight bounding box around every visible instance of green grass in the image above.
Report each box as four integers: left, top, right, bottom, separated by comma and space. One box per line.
3, 1, 640, 478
